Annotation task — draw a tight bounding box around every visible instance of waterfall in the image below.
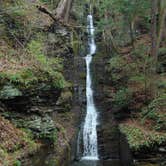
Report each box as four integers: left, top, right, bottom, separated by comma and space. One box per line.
82, 14, 98, 160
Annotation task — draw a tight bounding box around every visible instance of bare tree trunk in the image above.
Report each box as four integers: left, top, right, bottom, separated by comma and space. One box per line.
157, 0, 166, 50
129, 21, 135, 48
64, 0, 73, 22
151, 0, 158, 71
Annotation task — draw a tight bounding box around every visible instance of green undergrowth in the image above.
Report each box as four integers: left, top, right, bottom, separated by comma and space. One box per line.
112, 87, 132, 110
38, 128, 57, 145
22, 127, 58, 146
107, 44, 166, 153
0, 0, 67, 91
0, 37, 67, 91
106, 56, 131, 84
141, 93, 166, 131
27, 38, 66, 89
106, 43, 163, 111
120, 124, 166, 151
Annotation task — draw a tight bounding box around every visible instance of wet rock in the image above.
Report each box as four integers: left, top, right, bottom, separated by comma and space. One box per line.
159, 147, 166, 153
29, 106, 54, 115
27, 115, 55, 134
1, 87, 61, 113
0, 85, 22, 99
0, 86, 61, 140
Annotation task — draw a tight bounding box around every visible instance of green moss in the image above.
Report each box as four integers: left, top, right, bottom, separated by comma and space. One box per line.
120, 124, 166, 151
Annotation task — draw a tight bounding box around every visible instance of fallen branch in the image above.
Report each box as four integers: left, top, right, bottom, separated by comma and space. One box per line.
36, 5, 87, 30
36, 5, 58, 22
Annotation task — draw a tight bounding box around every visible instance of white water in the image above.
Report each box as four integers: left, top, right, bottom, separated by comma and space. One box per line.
82, 15, 98, 161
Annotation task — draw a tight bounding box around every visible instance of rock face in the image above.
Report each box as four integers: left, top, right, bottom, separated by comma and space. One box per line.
1, 87, 61, 112
0, 87, 61, 140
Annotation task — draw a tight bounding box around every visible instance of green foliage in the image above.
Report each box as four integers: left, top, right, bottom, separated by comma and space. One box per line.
131, 44, 154, 71
14, 160, 21, 166
158, 48, 166, 73
28, 39, 66, 89
141, 94, 166, 131
96, 0, 150, 45
107, 56, 126, 70
115, 0, 150, 20
0, 69, 38, 89
28, 40, 45, 62
0, 38, 66, 90
0, 0, 41, 48
129, 75, 146, 83
106, 44, 155, 111
157, 77, 166, 89
158, 47, 166, 56
106, 56, 130, 84
38, 129, 57, 144
2, 0, 28, 17
112, 88, 132, 110
120, 124, 166, 151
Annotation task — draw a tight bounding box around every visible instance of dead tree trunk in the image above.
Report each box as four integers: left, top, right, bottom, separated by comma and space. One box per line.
55, 0, 73, 22
157, 0, 166, 50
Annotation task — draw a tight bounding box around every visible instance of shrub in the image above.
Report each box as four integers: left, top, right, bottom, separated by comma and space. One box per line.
106, 56, 132, 85
141, 94, 166, 131
0, 69, 38, 89
120, 124, 166, 151
112, 88, 132, 110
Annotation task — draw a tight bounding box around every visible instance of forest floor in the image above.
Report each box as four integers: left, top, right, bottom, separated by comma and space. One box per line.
116, 34, 166, 161
0, 116, 39, 165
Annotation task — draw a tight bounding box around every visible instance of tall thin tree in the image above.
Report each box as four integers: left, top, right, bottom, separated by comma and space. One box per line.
151, 0, 158, 71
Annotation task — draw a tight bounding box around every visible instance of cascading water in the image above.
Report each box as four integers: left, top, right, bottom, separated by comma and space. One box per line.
82, 14, 98, 161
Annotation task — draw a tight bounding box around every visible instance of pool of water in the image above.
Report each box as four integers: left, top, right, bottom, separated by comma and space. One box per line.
72, 160, 121, 166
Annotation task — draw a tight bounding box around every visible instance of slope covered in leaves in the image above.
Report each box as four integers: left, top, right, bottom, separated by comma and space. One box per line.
0, 116, 37, 166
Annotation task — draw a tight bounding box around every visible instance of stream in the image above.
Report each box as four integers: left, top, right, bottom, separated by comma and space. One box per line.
82, 14, 98, 160
72, 14, 132, 166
